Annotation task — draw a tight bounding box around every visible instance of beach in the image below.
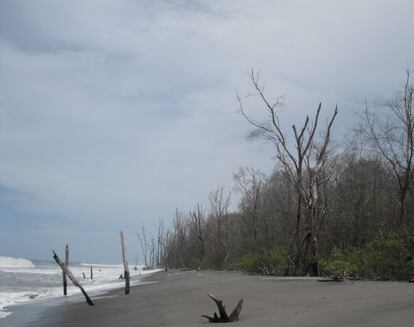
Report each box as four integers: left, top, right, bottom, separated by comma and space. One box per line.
5, 270, 413, 327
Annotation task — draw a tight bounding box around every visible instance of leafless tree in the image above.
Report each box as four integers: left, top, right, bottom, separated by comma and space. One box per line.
156, 218, 165, 267
233, 167, 264, 248
208, 186, 232, 268
189, 203, 207, 261
360, 70, 414, 225
136, 226, 149, 267
238, 70, 338, 275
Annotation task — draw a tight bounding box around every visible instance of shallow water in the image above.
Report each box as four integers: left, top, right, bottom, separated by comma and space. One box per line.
0, 256, 159, 318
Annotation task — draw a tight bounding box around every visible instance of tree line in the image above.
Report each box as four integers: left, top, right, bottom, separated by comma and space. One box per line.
157, 70, 414, 280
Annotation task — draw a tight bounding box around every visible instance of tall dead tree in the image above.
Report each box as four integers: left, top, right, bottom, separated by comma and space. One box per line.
136, 226, 149, 267
156, 218, 165, 267
233, 167, 264, 249
120, 231, 130, 295
209, 187, 232, 268
238, 69, 338, 275
189, 203, 207, 261
172, 210, 187, 267
63, 244, 69, 296
302, 107, 338, 275
361, 70, 414, 225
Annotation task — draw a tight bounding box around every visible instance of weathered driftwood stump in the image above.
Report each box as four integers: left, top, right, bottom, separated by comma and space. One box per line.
202, 292, 243, 323
52, 250, 94, 306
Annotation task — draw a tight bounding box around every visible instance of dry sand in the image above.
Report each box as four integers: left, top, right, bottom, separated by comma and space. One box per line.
17, 270, 414, 326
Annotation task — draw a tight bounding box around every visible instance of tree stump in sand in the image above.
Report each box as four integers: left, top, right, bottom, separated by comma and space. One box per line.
202, 292, 243, 323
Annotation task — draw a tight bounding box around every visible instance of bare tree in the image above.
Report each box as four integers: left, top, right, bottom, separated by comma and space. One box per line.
189, 203, 207, 262
156, 218, 165, 267
208, 186, 232, 268
136, 226, 149, 267
172, 209, 187, 267
233, 167, 264, 248
238, 70, 338, 275
361, 70, 414, 225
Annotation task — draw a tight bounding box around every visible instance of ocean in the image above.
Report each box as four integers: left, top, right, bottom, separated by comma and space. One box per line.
0, 256, 160, 319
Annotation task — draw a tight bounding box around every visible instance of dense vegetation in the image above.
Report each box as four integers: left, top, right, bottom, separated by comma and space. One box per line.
158, 71, 414, 280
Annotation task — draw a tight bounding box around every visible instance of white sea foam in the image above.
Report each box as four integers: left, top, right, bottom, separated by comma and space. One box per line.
0, 311, 11, 318
0, 259, 161, 319
80, 263, 123, 268
0, 256, 35, 268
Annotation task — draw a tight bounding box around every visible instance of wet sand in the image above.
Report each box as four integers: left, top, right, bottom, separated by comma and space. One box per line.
8, 270, 414, 327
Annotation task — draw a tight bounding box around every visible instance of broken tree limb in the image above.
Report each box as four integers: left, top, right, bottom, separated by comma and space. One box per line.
202, 292, 243, 323
52, 250, 94, 306
120, 231, 130, 295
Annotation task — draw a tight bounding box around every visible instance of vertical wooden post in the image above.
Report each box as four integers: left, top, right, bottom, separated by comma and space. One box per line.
120, 231, 130, 294
90, 266, 93, 279
63, 244, 69, 296
53, 251, 94, 306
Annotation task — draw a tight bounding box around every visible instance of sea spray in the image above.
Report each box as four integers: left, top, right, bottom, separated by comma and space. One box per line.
0, 256, 161, 318
0, 256, 35, 269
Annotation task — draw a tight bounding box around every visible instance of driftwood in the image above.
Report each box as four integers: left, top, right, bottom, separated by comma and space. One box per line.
120, 231, 130, 295
63, 244, 69, 295
202, 292, 243, 323
52, 251, 94, 305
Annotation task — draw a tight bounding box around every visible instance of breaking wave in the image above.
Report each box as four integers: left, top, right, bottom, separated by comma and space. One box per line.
0, 256, 35, 269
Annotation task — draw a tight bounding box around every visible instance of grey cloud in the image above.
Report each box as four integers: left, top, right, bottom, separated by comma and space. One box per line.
0, 0, 413, 262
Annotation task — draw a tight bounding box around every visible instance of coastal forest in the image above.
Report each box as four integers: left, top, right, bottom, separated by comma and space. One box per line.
156, 70, 414, 281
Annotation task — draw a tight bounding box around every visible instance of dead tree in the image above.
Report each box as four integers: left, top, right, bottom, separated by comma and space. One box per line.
120, 231, 130, 295
189, 203, 207, 261
209, 187, 232, 268
63, 244, 69, 296
238, 69, 338, 275
156, 218, 165, 267
361, 70, 414, 225
52, 250, 94, 305
233, 167, 264, 248
303, 107, 338, 275
172, 210, 187, 268
202, 292, 243, 323
136, 226, 149, 267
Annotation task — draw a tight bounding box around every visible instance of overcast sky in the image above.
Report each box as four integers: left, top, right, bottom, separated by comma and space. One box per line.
1, 0, 413, 263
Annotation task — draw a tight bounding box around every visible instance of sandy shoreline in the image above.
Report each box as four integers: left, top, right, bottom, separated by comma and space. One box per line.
4, 270, 414, 327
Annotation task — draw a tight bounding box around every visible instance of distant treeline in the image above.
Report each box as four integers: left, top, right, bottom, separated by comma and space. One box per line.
159, 70, 414, 280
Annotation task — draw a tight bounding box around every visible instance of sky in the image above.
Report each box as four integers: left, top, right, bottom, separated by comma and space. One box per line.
0, 0, 413, 263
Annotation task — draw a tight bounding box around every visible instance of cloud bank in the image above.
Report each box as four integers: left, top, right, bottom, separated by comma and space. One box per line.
0, 0, 413, 262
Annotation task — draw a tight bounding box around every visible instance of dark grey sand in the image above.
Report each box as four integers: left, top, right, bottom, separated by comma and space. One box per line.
7, 270, 414, 327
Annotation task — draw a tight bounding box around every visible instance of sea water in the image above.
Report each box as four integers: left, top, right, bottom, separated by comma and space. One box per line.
0, 256, 160, 318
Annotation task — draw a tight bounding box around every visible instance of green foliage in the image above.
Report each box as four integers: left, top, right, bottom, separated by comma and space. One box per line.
320, 248, 358, 277
321, 229, 414, 280
185, 257, 219, 269
353, 229, 414, 280
231, 250, 287, 275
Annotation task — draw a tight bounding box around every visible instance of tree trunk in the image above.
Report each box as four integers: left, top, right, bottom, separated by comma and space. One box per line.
120, 231, 130, 295
53, 250, 94, 305
63, 244, 69, 296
